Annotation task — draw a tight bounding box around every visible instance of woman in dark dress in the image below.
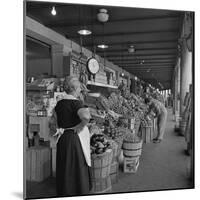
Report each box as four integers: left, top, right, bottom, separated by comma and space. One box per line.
54, 76, 92, 197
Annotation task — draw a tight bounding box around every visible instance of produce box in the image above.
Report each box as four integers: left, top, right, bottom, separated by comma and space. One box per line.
110, 161, 119, 184
123, 157, 140, 173
26, 146, 51, 182
140, 125, 154, 143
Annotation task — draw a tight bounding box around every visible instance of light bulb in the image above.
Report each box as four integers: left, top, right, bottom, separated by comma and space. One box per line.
51, 6, 56, 16
97, 44, 108, 49
78, 29, 92, 35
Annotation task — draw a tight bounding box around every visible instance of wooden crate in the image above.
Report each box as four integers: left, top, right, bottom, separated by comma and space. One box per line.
110, 161, 119, 184
26, 146, 51, 182
123, 157, 140, 173
140, 125, 154, 143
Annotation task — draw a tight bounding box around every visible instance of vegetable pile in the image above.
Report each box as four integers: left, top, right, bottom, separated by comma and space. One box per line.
123, 132, 142, 143
141, 116, 153, 126
90, 134, 112, 154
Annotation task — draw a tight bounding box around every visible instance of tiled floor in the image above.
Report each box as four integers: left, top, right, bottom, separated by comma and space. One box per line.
26, 108, 194, 199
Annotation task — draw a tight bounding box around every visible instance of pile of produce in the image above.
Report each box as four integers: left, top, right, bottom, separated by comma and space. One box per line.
90, 134, 112, 154
89, 124, 102, 135
123, 132, 142, 143
141, 116, 153, 126
104, 125, 125, 140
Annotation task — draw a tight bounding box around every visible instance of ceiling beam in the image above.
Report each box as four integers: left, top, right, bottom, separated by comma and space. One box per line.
121, 64, 174, 67
115, 61, 175, 65
96, 47, 177, 54
68, 29, 179, 39
111, 59, 175, 63
84, 39, 178, 47
46, 15, 180, 28
109, 57, 176, 61
126, 67, 173, 70
108, 55, 177, 60
104, 53, 177, 57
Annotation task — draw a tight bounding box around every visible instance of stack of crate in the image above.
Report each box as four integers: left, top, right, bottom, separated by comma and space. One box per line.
26, 146, 51, 182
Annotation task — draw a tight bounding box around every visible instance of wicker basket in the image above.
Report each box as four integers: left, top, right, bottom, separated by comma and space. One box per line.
91, 149, 113, 179
90, 176, 112, 194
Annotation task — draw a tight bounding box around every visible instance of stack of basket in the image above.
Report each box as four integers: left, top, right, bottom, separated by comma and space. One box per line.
122, 133, 143, 173
90, 149, 113, 194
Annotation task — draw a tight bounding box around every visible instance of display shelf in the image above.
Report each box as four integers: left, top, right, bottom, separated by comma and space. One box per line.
87, 81, 118, 89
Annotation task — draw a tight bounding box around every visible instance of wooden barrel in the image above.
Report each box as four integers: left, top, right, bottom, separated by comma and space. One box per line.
90, 176, 112, 194
180, 120, 187, 136
122, 139, 143, 157
140, 125, 154, 143
91, 149, 113, 179
110, 161, 119, 184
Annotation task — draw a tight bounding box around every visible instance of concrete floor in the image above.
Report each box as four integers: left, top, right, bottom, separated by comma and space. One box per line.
26, 108, 194, 199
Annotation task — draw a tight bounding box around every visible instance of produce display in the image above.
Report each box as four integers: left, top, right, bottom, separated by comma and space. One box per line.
90, 134, 112, 154
141, 116, 153, 126
123, 132, 141, 143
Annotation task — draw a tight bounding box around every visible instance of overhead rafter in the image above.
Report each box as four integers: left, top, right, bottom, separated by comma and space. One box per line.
96, 47, 177, 53
68, 29, 179, 39
84, 39, 178, 47
46, 14, 180, 28
108, 55, 177, 60
105, 53, 177, 57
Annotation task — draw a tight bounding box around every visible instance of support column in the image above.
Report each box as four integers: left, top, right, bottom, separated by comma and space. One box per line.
180, 42, 192, 117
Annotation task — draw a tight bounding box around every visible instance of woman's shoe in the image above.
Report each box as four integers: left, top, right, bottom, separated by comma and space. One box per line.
153, 138, 162, 143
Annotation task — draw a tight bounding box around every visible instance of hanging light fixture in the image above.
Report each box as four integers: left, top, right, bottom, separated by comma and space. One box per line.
128, 45, 135, 53
78, 28, 92, 36
97, 9, 109, 23
97, 44, 108, 49
97, 23, 108, 49
51, 6, 57, 16
77, 6, 92, 36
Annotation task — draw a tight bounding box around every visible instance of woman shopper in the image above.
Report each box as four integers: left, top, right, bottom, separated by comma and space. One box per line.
54, 76, 92, 197
145, 97, 168, 143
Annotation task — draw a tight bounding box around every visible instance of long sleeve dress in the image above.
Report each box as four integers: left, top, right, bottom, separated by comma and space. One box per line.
55, 99, 92, 197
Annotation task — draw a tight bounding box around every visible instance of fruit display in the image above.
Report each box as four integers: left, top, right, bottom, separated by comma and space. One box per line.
123, 132, 141, 143
90, 134, 112, 154
141, 116, 153, 127
89, 124, 102, 135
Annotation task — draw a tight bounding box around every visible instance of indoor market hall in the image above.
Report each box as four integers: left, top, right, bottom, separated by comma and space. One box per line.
25, 2, 194, 199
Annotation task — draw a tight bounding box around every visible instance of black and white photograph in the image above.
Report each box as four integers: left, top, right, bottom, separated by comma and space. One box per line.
24, 0, 194, 199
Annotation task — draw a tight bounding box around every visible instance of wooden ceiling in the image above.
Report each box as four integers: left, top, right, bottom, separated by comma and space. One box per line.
26, 1, 185, 89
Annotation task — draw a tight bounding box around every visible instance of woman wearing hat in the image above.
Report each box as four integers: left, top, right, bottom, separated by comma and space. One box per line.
54, 76, 92, 197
